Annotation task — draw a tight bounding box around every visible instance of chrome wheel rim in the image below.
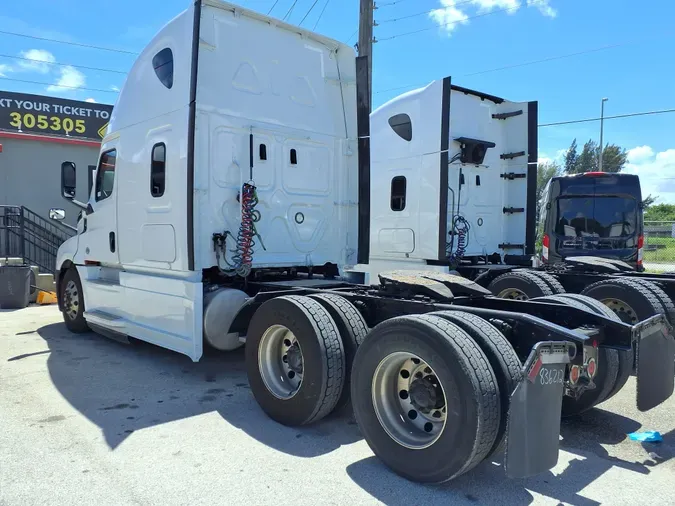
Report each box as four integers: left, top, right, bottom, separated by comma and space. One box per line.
258, 325, 304, 399
601, 298, 638, 324
497, 288, 528, 300
371, 352, 447, 449
64, 280, 80, 321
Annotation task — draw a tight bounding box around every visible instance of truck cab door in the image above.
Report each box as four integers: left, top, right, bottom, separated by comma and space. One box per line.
81, 147, 119, 266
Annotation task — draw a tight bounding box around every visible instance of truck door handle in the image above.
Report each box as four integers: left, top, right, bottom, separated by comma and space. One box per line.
109, 232, 116, 253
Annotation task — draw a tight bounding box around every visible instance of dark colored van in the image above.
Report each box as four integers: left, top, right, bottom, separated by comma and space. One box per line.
538, 172, 644, 270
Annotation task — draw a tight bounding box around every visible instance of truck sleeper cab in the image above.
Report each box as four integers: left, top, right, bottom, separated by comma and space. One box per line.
53, 0, 675, 486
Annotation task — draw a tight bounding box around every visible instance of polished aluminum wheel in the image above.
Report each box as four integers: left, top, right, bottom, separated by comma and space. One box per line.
497, 288, 528, 300
64, 280, 80, 321
371, 352, 447, 449
602, 298, 638, 324
258, 324, 304, 399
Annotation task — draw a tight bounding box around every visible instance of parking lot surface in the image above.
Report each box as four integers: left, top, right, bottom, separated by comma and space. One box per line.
1, 306, 674, 506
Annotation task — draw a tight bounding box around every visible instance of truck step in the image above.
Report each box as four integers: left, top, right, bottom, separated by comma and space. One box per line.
84, 310, 126, 329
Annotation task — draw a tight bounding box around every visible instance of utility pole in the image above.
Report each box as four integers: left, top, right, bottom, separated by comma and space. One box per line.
358, 0, 375, 111
599, 97, 608, 171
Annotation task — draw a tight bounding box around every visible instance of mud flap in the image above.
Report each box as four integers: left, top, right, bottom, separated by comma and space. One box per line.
504, 341, 574, 479
635, 314, 675, 412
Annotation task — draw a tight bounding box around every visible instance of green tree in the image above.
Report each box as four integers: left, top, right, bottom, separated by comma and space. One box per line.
563, 138, 628, 174
564, 138, 578, 174
642, 194, 657, 210
537, 161, 561, 203
644, 203, 675, 222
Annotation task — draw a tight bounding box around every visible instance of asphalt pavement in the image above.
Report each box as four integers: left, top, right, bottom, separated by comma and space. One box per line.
1, 306, 673, 506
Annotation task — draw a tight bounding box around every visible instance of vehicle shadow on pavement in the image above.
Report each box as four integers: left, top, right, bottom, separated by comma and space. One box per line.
35, 322, 362, 457
347, 408, 667, 506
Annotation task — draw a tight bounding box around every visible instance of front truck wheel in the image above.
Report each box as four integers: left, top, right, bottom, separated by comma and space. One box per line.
488, 270, 564, 300
59, 267, 89, 333
431, 311, 522, 458
245, 296, 345, 426
351, 314, 500, 483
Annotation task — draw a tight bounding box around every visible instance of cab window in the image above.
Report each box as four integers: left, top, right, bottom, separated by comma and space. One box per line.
95, 149, 117, 202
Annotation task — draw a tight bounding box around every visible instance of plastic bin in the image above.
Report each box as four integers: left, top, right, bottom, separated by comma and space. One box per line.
0, 265, 31, 309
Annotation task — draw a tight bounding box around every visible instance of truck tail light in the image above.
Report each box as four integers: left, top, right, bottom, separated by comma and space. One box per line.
542, 234, 550, 262
637, 235, 644, 267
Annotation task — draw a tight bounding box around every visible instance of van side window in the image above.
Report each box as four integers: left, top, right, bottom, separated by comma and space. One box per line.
391, 176, 407, 211
152, 48, 174, 89
388, 113, 412, 142
151, 143, 166, 197
95, 149, 117, 202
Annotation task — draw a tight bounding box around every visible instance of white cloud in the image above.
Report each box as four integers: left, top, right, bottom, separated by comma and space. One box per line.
47, 65, 85, 92
85, 98, 96, 103
430, 0, 557, 36
110, 85, 120, 92
18, 49, 56, 74
0, 63, 11, 77
527, 0, 557, 18
429, 1, 470, 35
623, 146, 675, 203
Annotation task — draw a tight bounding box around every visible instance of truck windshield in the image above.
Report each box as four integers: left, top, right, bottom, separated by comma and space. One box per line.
554, 196, 637, 238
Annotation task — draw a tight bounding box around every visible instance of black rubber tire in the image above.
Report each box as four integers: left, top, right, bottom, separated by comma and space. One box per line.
488, 270, 559, 300
60, 267, 90, 333
245, 295, 345, 426
532, 294, 620, 416
581, 278, 668, 325
530, 270, 566, 295
625, 278, 675, 325
351, 314, 500, 483
430, 310, 522, 458
307, 293, 369, 412
547, 293, 632, 403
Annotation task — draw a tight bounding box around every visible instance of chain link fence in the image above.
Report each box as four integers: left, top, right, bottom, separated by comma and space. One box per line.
644, 221, 675, 272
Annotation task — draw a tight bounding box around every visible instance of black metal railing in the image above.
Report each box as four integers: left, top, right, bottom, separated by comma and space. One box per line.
1, 206, 76, 274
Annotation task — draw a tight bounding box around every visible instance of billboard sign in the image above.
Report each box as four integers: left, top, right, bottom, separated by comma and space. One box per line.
0, 90, 113, 141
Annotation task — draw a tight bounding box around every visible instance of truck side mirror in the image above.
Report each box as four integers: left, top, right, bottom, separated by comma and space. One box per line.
61, 161, 77, 200
49, 208, 66, 221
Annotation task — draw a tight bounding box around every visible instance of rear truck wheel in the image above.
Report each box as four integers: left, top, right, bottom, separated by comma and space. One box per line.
533, 271, 566, 295
307, 293, 369, 413
580, 278, 668, 326
488, 270, 563, 301
532, 294, 619, 416
350, 314, 500, 483
430, 310, 522, 458
546, 294, 631, 403
59, 267, 89, 333
625, 278, 675, 325
245, 295, 345, 426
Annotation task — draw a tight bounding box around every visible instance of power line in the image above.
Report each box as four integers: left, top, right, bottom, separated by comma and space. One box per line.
283, 0, 300, 21
267, 0, 280, 15
0, 53, 128, 75
539, 108, 675, 127
377, 0, 476, 24
374, 36, 671, 95
0, 29, 138, 55
379, 5, 519, 41
378, 0, 418, 8
313, 0, 331, 30
300, 0, 321, 26
0, 76, 119, 94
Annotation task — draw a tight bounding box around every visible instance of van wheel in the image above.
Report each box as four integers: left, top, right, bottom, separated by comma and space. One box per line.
60, 268, 89, 333
488, 270, 562, 300
532, 295, 619, 416
351, 314, 499, 483
245, 296, 345, 426
308, 293, 369, 413
430, 311, 522, 458
548, 294, 631, 403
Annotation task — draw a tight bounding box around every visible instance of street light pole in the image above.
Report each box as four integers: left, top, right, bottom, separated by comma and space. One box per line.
599, 97, 608, 171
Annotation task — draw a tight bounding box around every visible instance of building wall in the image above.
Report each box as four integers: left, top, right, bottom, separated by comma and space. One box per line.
0, 136, 100, 226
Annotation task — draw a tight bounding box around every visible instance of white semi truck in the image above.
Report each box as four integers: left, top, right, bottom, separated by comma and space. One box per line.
52, 1, 674, 484
352, 77, 675, 417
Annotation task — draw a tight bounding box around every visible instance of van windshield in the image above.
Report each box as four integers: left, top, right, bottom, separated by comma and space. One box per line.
554, 196, 637, 238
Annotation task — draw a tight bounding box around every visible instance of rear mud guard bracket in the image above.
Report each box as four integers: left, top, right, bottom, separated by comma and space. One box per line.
505, 341, 575, 479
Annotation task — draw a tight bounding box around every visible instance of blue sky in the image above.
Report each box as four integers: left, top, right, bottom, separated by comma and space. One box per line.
1, 0, 674, 201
